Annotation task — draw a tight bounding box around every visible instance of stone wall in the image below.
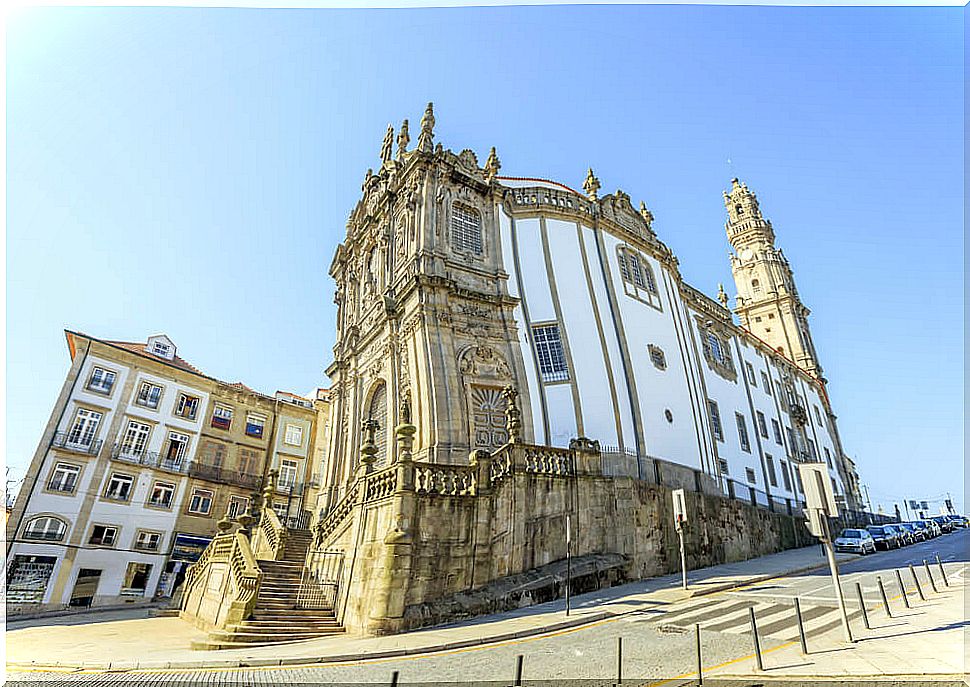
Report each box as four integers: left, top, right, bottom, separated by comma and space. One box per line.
312, 439, 816, 635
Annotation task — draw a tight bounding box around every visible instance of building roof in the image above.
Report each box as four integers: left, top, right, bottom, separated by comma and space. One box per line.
64, 330, 277, 402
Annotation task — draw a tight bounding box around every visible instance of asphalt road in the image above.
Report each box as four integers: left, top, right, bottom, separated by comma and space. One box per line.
8, 529, 967, 685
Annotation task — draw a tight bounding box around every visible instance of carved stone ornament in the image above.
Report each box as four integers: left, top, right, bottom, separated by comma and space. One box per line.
484, 147, 501, 181
583, 168, 601, 201
600, 190, 657, 241
458, 149, 479, 173
380, 124, 394, 164
458, 345, 513, 380
396, 119, 410, 159
695, 315, 738, 383
568, 436, 601, 452
417, 102, 435, 153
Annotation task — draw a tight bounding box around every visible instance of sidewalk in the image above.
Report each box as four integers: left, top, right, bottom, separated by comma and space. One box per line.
7, 544, 842, 672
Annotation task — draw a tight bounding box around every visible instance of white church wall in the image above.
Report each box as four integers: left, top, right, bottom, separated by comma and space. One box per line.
544, 383, 577, 446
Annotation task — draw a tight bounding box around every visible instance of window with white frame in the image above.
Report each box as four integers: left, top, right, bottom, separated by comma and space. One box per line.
278, 459, 298, 491
174, 393, 200, 420
532, 324, 569, 383
755, 411, 769, 439
765, 454, 778, 487
761, 372, 772, 395
771, 418, 783, 445
86, 367, 117, 395
89, 524, 118, 546
617, 246, 661, 308
245, 414, 266, 438
284, 424, 304, 447
134, 530, 162, 551
119, 420, 152, 457
24, 516, 68, 541
707, 400, 724, 442
227, 495, 250, 519
450, 203, 483, 255
780, 460, 792, 491
211, 404, 233, 430
164, 431, 190, 465
736, 412, 751, 453
48, 463, 81, 493
745, 467, 757, 484
148, 481, 175, 508
814, 405, 823, 425
104, 473, 134, 501
746, 362, 758, 387
135, 381, 163, 409
188, 488, 213, 515
152, 340, 173, 358
67, 408, 103, 448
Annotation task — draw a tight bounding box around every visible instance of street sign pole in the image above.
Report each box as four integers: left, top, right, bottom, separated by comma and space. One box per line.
565, 514, 571, 616
820, 511, 853, 643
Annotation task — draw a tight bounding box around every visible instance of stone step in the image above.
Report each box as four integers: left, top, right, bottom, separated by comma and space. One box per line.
231, 620, 341, 630
208, 629, 344, 643
250, 610, 336, 620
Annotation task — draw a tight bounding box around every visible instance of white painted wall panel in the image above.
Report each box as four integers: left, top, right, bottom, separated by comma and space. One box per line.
544, 384, 577, 447
513, 218, 555, 323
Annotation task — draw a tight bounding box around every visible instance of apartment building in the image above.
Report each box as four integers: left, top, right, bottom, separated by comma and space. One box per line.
6, 331, 317, 612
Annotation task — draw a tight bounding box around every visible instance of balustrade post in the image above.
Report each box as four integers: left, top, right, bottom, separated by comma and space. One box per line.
503, 385, 523, 444
569, 437, 602, 476
395, 423, 417, 492
470, 449, 492, 495
359, 419, 379, 478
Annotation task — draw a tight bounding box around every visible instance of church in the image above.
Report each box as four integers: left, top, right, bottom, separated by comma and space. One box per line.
318, 103, 861, 515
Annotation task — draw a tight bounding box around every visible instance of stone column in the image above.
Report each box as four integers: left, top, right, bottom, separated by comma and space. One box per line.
469, 449, 495, 587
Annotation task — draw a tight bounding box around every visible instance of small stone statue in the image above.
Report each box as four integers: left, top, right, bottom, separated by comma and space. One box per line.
400, 395, 412, 424
396, 119, 410, 159
717, 283, 729, 308
380, 124, 394, 164
639, 201, 654, 230
583, 168, 601, 201
484, 147, 501, 182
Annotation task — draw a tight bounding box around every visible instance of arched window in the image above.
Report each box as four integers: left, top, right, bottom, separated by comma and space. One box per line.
24, 516, 68, 542
451, 203, 483, 255
367, 382, 388, 466
617, 246, 662, 310
752, 279, 762, 295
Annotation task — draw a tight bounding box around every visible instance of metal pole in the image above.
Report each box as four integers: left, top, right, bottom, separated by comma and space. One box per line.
514, 654, 523, 687
877, 577, 892, 617
748, 607, 764, 670
794, 597, 809, 654
854, 582, 870, 630
565, 514, 571, 617
694, 623, 703, 685
678, 525, 688, 590
923, 560, 938, 593
909, 564, 926, 601
895, 569, 910, 608
820, 516, 854, 642
936, 555, 950, 586
616, 636, 623, 686
390, 671, 399, 687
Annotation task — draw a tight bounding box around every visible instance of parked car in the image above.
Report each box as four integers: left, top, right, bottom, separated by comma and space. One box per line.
866, 525, 898, 550
835, 528, 876, 554
932, 515, 954, 533
886, 523, 913, 545
946, 514, 968, 528
910, 521, 934, 538
919, 519, 941, 537
898, 522, 924, 543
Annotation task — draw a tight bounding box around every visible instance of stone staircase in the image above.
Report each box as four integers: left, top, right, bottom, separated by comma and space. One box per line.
193, 528, 345, 649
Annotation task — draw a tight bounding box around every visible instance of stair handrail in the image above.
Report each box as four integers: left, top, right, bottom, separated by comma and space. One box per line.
251, 470, 288, 560
180, 526, 263, 628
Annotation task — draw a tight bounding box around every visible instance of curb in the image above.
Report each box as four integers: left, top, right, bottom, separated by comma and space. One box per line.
5, 554, 853, 674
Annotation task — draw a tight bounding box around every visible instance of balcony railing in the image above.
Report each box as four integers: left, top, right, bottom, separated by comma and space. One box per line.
133, 542, 160, 552
50, 432, 103, 456
110, 444, 189, 474
187, 462, 262, 490
23, 530, 66, 542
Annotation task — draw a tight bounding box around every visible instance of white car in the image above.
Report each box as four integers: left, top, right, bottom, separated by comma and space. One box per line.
834, 528, 876, 554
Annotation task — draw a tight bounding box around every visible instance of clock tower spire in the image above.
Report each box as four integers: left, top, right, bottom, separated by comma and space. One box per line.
724, 178, 823, 379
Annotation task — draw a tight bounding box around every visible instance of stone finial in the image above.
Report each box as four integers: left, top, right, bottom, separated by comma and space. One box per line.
502, 385, 522, 444
717, 283, 729, 308
362, 168, 373, 193
395, 422, 416, 463
417, 102, 435, 153
262, 469, 277, 509
236, 510, 254, 536
217, 513, 233, 533
360, 418, 379, 471
380, 124, 394, 164
639, 201, 654, 229
583, 168, 601, 201
396, 119, 410, 159
484, 146, 501, 182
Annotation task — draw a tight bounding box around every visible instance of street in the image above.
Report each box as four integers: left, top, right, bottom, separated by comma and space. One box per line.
7, 529, 967, 684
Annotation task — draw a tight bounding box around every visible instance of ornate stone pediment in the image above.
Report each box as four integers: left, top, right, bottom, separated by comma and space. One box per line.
458, 345, 512, 381
600, 190, 657, 241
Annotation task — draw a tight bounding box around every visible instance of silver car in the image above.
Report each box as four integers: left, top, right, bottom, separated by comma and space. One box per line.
834, 528, 876, 554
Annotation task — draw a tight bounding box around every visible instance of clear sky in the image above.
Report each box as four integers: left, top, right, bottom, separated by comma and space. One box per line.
6, 5, 964, 514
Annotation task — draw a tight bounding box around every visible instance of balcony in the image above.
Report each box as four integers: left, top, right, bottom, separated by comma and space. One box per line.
110, 444, 189, 474
22, 530, 65, 542
50, 432, 103, 456
187, 462, 262, 490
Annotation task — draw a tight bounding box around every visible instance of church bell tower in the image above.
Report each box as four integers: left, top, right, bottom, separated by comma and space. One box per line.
724, 178, 823, 379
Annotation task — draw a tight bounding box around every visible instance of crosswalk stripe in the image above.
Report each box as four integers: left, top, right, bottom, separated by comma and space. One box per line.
652, 599, 753, 626
757, 603, 830, 636
707, 603, 790, 633
779, 609, 862, 641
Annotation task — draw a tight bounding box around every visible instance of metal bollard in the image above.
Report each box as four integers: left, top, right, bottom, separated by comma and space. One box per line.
923, 560, 939, 593
909, 564, 926, 601
855, 582, 870, 629
749, 606, 764, 671
390, 671, 399, 687
895, 569, 910, 608
794, 597, 809, 655
877, 577, 892, 617
936, 555, 950, 586
513, 654, 523, 687
616, 636, 623, 686
695, 623, 703, 685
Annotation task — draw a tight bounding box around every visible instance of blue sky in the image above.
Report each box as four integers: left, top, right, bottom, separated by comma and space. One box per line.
6, 5, 964, 514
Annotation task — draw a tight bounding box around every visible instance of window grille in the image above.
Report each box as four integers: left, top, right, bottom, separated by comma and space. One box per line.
451, 203, 483, 255
532, 325, 569, 383
708, 334, 725, 364
745, 468, 757, 484
765, 454, 778, 487
756, 411, 769, 439
24, 516, 68, 541
707, 400, 723, 441
736, 412, 751, 453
